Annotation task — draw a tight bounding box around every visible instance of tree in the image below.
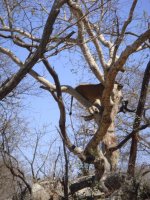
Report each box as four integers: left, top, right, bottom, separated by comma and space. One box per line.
0, 0, 150, 198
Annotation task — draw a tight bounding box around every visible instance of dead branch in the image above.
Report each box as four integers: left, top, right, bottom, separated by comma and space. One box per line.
128, 60, 150, 176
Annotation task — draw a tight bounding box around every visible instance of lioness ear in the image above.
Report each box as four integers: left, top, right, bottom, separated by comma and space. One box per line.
118, 83, 123, 90
114, 81, 123, 90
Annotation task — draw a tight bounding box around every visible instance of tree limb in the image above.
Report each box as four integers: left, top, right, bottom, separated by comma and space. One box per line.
0, 0, 66, 100
114, 29, 150, 71
112, 0, 138, 62
128, 60, 150, 176
42, 58, 86, 161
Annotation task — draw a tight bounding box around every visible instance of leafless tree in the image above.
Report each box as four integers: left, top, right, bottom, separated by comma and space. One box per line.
0, 0, 150, 198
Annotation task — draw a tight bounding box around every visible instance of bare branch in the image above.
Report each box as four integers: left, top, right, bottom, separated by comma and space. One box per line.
0, 0, 66, 100
42, 58, 86, 161
0, 26, 40, 42
68, 0, 107, 69
90, 23, 113, 49
1, 150, 31, 193
120, 0, 138, 38
0, 47, 92, 109
0, 46, 24, 67
128, 60, 150, 176
125, 31, 150, 48
109, 61, 150, 158
77, 20, 104, 84
0, 16, 5, 26
112, 0, 138, 62
109, 124, 150, 153
113, 28, 150, 71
